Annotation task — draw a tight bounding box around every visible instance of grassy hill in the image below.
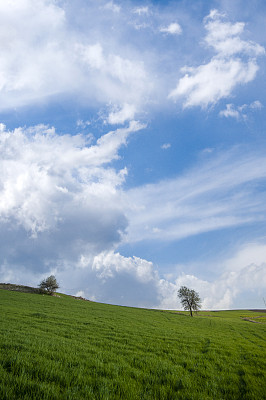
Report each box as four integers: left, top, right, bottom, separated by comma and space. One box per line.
0, 287, 265, 399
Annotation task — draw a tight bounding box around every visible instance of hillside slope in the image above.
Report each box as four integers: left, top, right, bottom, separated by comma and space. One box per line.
0, 288, 265, 399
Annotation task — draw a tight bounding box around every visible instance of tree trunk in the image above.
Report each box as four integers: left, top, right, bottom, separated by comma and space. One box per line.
190, 308, 193, 317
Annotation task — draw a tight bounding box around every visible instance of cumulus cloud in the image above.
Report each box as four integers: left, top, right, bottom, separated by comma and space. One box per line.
0, 0, 151, 115
60, 250, 162, 308
170, 59, 258, 108
0, 121, 143, 278
165, 242, 266, 310
57, 243, 266, 309
92, 251, 155, 282
169, 10, 265, 108
1, 238, 265, 309
160, 23, 182, 35
204, 9, 264, 57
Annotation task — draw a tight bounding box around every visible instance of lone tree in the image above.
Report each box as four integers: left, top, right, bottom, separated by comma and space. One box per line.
39, 275, 59, 295
178, 286, 201, 317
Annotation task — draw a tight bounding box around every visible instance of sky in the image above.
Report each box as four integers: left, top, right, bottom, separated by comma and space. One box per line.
0, 0, 266, 310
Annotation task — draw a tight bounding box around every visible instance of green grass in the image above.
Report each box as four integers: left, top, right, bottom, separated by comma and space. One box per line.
0, 289, 265, 399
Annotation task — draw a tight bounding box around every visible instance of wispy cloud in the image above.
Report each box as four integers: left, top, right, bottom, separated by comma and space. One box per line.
161, 143, 171, 150
219, 100, 263, 120
125, 147, 266, 242
250, 100, 263, 110
102, 1, 121, 13
133, 6, 149, 16
219, 104, 241, 119
76, 119, 91, 129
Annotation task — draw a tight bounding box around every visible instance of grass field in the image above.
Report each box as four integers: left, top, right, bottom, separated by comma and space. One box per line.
0, 288, 265, 399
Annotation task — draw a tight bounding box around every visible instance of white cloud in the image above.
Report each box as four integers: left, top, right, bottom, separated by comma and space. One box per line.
78, 43, 105, 70
169, 10, 265, 108
125, 147, 266, 243
0, 0, 151, 114
0, 0, 70, 107
219, 104, 240, 119
57, 243, 266, 309
133, 7, 149, 16
153, 241, 266, 310
72, 42, 149, 106
107, 103, 136, 125
220, 100, 263, 119
204, 10, 264, 57
169, 56, 258, 108
0, 1, 264, 116
160, 22, 182, 35
103, 1, 121, 13
75, 290, 85, 298
1, 240, 265, 309
202, 148, 214, 154
92, 251, 155, 283
0, 123, 6, 132
172, 242, 266, 310
250, 100, 263, 109
0, 121, 143, 278
76, 119, 91, 129
161, 143, 171, 150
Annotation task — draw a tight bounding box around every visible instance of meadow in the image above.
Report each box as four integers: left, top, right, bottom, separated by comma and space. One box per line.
0, 288, 265, 399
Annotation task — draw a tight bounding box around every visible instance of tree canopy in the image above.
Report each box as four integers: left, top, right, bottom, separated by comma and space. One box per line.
177, 286, 201, 317
39, 275, 59, 295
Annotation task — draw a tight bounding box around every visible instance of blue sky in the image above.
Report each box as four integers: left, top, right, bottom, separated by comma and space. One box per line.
0, 0, 266, 309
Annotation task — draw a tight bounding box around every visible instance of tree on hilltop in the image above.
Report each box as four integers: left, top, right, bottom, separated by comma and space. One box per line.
39, 275, 59, 295
177, 286, 201, 317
